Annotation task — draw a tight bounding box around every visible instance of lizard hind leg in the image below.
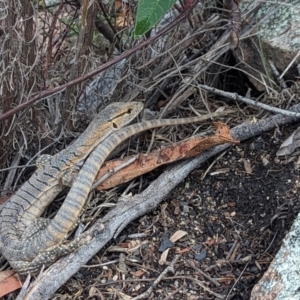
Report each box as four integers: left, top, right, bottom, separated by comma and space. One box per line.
14, 232, 93, 275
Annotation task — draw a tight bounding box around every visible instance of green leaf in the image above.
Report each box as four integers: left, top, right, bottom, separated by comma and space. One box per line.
134, 0, 177, 38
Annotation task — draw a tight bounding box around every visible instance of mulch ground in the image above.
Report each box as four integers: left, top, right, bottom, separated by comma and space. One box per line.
51, 123, 300, 300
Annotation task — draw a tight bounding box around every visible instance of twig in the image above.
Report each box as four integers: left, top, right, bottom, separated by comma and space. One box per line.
280, 50, 300, 80
201, 151, 227, 180
44, 0, 64, 83
178, 276, 225, 298
132, 255, 181, 300
199, 84, 300, 117
268, 60, 287, 89
226, 239, 238, 260
262, 230, 278, 254
2, 147, 23, 195
187, 259, 220, 287
16, 273, 31, 300
225, 261, 249, 300
229, 242, 240, 262
163, 286, 182, 300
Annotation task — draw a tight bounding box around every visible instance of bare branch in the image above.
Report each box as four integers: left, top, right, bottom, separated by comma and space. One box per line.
0, 1, 198, 123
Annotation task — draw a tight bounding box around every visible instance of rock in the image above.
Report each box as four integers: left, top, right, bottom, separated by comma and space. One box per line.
237, 0, 300, 91
250, 210, 300, 299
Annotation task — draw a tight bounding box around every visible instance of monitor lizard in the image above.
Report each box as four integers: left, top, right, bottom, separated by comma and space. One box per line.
0, 101, 144, 273
0, 103, 232, 275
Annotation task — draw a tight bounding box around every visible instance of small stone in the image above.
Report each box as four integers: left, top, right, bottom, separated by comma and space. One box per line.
159, 235, 174, 252
195, 250, 207, 261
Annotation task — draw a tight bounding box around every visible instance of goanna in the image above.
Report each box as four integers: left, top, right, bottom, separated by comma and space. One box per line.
0, 102, 144, 274
0, 102, 231, 275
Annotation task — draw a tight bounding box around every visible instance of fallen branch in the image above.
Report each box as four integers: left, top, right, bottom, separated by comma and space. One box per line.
20, 104, 300, 299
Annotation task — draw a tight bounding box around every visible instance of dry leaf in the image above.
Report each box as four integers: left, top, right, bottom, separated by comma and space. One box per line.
108, 240, 147, 254
276, 126, 300, 156
95, 122, 239, 190
159, 248, 170, 265
132, 270, 145, 277
118, 292, 133, 300
159, 230, 189, 265
243, 159, 252, 174
115, 0, 133, 28
89, 286, 98, 297
261, 155, 270, 166
0, 270, 22, 298
176, 247, 190, 254
205, 237, 216, 246
169, 230, 188, 243
185, 122, 238, 157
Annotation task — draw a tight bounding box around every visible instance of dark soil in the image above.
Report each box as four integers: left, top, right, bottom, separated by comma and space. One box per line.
51, 124, 300, 300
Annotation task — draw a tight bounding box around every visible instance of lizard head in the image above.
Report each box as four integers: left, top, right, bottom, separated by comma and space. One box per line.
106, 102, 144, 129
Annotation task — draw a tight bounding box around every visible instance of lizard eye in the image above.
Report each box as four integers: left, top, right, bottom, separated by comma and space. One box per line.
112, 122, 118, 128
127, 108, 132, 114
